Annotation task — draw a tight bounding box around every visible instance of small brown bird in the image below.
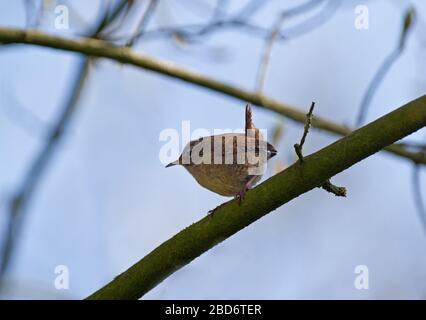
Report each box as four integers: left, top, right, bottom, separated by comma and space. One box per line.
166, 105, 277, 203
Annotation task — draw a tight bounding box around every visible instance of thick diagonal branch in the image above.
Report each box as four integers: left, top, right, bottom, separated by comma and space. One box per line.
0, 27, 424, 165
87, 95, 426, 300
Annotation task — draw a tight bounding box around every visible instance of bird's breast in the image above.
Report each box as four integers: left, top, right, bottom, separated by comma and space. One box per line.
185, 164, 261, 196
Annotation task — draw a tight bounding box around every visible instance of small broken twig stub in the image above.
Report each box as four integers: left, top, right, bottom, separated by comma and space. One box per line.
295, 101, 347, 197
294, 101, 315, 163
320, 179, 347, 197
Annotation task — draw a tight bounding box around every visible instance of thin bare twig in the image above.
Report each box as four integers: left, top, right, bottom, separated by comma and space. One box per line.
255, 14, 285, 93
412, 130, 426, 237
0, 0, 134, 283
398, 141, 426, 151
93, 0, 134, 37
0, 57, 91, 280
237, 0, 268, 19
105, 0, 339, 44
294, 102, 315, 163
256, 0, 326, 93
0, 27, 424, 165
356, 7, 416, 127
356, 47, 402, 127
294, 102, 347, 197
24, 0, 44, 28
0, 89, 48, 138
321, 179, 347, 197
412, 164, 426, 234
281, 0, 339, 39
126, 0, 159, 47
212, 0, 229, 21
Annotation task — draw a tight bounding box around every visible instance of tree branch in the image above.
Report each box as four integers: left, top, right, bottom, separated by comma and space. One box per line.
356, 7, 416, 127
255, 0, 325, 92
293, 102, 347, 197
0, 2, 132, 282
126, 0, 159, 47
0, 27, 424, 165
0, 58, 91, 280
87, 95, 426, 300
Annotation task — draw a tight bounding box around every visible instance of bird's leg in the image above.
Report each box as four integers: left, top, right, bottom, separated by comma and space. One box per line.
235, 175, 258, 205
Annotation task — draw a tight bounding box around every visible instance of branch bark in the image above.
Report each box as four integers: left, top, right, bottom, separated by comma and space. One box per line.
87, 95, 426, 300
0, 27, 424, 165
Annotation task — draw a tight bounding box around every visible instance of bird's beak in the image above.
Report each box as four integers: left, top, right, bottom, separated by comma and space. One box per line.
165, 159, 180, 168
267, 143, 278, 158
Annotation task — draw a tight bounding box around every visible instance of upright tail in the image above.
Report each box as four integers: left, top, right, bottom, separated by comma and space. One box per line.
245, 104, 262, 140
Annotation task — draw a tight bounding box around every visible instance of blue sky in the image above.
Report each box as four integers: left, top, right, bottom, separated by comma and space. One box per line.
0, 0, 426, 299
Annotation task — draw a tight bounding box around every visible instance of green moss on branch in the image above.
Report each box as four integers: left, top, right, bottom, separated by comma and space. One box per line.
87, 95, 426, 300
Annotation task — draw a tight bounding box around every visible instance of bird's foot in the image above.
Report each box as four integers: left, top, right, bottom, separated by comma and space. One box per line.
235, 176, 259, 206
235, 186, 249, 206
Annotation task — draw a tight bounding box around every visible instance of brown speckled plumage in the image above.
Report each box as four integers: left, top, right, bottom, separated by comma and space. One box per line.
167, 105, 277, 201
